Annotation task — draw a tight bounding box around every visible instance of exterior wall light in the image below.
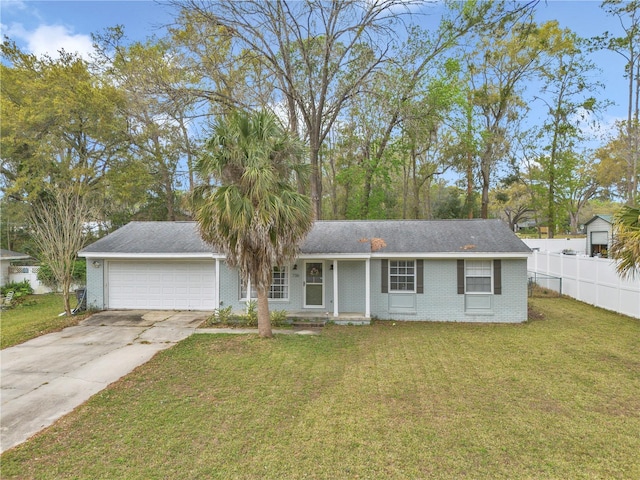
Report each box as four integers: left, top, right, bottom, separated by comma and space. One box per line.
92, 260, 101, 268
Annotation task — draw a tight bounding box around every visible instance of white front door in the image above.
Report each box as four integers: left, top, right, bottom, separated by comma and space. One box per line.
304, 261, 324, 307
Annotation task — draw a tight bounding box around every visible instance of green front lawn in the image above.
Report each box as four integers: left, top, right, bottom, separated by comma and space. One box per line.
0, 294, 86, 349
2, 297, 639, 479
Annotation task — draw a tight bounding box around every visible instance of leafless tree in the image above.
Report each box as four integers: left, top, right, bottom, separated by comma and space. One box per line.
175, 0, 414, 219
30, 189, 96, 316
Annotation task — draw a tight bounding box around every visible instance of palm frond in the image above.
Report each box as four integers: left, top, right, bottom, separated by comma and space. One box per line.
193, 108, 313, 295
610, 206, 640, 280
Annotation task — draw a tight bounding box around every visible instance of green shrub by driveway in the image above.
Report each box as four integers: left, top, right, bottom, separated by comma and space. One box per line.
2, 297, 639, 479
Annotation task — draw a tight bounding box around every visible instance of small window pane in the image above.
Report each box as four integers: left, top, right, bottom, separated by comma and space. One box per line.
465, 260, 492, 293
466, 277, 491, 293
389, 260, 415, 292
270, 268, 288, 299
240, 267, 288, 300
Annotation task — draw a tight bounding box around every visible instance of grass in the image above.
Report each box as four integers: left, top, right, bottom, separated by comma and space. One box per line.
0, 294, 87, 349
2, 297, 639, 479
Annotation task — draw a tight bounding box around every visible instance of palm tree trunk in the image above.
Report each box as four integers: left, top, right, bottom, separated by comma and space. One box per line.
256, 288, 272, 338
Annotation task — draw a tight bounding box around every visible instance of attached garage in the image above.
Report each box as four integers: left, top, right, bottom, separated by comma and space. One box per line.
107, 261, 216, 310
79, 222, 221, 311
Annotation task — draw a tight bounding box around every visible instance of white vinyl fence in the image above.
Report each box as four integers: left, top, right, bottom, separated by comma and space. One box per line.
527, 250, 640, 319
8, 266, 52, 294
523, 238, 586, 254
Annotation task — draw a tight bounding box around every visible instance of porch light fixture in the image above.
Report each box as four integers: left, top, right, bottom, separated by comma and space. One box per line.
92, 260, 101, 268
293, 264, 298, 270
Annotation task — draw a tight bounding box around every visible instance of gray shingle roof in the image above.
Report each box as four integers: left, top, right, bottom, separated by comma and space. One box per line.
584, 214, 613, 226
1, 249, 31, 259
80, 222, 215, 255
300, 220, 531, 254
80, 219, 530, 256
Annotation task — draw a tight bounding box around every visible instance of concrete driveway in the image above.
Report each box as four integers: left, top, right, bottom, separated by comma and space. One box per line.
0, 310, 209, 453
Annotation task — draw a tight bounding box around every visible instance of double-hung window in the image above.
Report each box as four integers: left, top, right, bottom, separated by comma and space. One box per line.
465, 260, 492, 293
240, 266, 289, 300
389, 260, 415, 292
269, 267, 288, 299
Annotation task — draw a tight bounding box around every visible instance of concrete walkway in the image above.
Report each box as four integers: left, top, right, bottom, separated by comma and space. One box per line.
0, 310, 207, 454
0, 311, 321, 453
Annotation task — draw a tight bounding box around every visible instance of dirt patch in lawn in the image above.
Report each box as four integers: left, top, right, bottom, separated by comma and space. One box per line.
527, 304, 545, 321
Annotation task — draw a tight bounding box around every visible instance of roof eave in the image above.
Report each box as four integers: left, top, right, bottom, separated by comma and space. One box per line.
78, 252, 223, 259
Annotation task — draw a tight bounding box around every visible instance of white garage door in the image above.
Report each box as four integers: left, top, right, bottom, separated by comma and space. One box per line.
107, 261, 215, 310
591, 231, 608, 245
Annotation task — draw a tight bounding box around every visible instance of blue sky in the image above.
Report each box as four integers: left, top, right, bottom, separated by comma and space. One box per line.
0, 0, 631, 135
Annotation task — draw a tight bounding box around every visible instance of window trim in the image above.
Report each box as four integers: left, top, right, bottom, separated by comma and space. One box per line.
239, 266, 289, 301
464, 259, 493, 294
388, 259, 416, 293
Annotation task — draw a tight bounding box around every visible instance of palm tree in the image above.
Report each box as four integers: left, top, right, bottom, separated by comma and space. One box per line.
610, 205, 640, 280
194, 109, 312, 337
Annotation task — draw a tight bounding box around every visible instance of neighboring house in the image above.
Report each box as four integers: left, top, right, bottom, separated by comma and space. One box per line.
79, 220, 531, 323
0, 249, 31, 287
584, 214, 613, 257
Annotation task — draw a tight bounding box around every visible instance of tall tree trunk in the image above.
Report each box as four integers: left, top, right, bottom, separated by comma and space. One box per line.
480, 159, 490, 219
62, 275, 72, 316
632, 60, 640, 204
547, 120, 561, 239
360, 143, 373, 218
362, 167, 374, 219
410, 148, 420, 219
569, 211, 580, 235
466, 152, 474, 219
256, 288, 272, 338
547, 173, 555, 239
627, 46, 635, 205
401, 164, 409, 219
179, 119, 195, 192
309, 144, 322, 220
329, 156, 338, 219
425, 177, 433, 219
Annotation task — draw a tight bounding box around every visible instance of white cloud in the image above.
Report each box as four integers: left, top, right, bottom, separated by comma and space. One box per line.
3, 22, 94, 60
0, 0, 27, 12
570, 108, 625, 144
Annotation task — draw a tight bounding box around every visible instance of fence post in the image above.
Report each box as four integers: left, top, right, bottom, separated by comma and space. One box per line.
595, 258, 600, 308
575, 254, 579, 301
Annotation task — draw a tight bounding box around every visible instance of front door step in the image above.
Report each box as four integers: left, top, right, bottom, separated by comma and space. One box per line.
290, 319, 327, 328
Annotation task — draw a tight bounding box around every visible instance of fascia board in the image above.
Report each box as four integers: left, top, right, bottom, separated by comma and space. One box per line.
296, 253, 371, 259
78, 252, 223, 259
79, 251, 529, 260
369, 252, 531, 259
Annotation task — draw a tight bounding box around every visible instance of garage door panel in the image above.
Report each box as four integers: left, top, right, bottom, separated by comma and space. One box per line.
108, 261, 215, 310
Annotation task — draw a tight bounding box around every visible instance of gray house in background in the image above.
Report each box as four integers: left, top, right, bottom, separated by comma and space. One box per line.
79, 220, 531, 323
1, 249, 32, 287
584, 214, 613, 257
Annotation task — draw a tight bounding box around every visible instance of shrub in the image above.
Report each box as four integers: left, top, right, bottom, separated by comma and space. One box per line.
37, 259, 87, 290
204, 306, 233, 326
1, 279, 34, 304
270, 309, 289, 326
202, 303, 288, 328
245, 300, 258, 327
